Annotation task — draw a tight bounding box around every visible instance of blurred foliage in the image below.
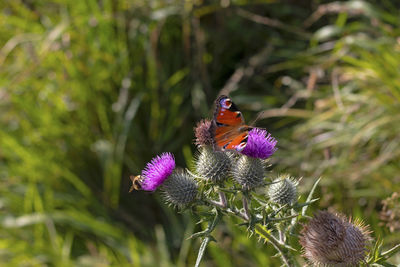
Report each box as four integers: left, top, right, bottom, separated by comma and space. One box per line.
0, 0, 399, 266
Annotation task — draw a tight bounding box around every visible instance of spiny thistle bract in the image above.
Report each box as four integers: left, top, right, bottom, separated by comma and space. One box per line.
299, 210, 371, 267
232, 155, 265, 190
268, 175, 298, 205
162, 169, 198, 207
195, 146, 232, 183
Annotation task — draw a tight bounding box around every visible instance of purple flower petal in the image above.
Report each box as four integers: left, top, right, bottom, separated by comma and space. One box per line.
141, 152, 175, 191
240, 128, 277, 159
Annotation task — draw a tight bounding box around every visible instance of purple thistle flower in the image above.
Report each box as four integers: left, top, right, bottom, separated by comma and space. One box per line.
241, 128, 277, 159
141, 152, 176, 191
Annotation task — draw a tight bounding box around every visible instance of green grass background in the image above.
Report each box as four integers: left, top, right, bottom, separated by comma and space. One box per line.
1, 0, 399, 266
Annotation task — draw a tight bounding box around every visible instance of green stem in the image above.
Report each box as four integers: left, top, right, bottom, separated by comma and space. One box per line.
218, 190, 227, 208
255, 225, 293, 267
242, 195, 250, 221
207, 199, 225, 209
202, 193, 295, 266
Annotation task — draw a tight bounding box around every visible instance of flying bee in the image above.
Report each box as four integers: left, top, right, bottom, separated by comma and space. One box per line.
129, 175, 143, 192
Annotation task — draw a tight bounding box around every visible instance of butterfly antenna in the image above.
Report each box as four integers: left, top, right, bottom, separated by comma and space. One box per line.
249, 110, 265, 127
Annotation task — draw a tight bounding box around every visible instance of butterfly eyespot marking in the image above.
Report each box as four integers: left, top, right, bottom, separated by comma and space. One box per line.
129, 175, 143, 192
236, 142, 247, 152
235, 111, 241, 118
220, 98, 232, 109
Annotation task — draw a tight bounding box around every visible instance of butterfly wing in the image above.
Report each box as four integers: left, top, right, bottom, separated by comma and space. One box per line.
211, 95, 251, 151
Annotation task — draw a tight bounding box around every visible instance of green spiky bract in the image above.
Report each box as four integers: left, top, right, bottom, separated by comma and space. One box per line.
268, 176, 298, 206
162, 169, 198, 207
232, 155, 265, 190
195, 146, 232, 183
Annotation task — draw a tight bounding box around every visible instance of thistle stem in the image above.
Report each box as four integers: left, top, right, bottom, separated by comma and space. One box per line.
242, 195, 250, 221
194, 209, 221, 267
207, 199, 225, 209
202, 192, 294, 266
218, 191, 227, 208
255, 225, 293, 267
279, 229, 285, 243
226, 206, 249, 221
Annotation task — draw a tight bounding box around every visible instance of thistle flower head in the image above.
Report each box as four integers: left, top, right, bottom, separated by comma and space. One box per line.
300, 210, 371, 266
140, 152, 176, 191
232, 155, 265, 190
195, 146, 232, 183
268, 175, 298, 205
241, 128, 277, 159
162, 169, 198, 207
194, 119, 213, 147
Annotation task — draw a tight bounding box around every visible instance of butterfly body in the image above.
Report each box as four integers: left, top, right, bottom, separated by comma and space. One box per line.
211, 95, 252, 152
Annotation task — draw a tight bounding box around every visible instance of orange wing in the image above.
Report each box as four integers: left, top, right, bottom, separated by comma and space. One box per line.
211, 95, 251, 151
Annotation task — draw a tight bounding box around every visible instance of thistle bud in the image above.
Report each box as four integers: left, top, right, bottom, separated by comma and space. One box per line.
195, 146, 232, 183
162, 169, 198, 207
194, 119, 214, 147
300, 211, 371, 266
268, 175, 298, 205
232, 155, 265, 190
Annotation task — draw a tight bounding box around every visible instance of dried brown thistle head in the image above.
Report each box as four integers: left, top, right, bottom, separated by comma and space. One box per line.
299, 210, 371, 266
